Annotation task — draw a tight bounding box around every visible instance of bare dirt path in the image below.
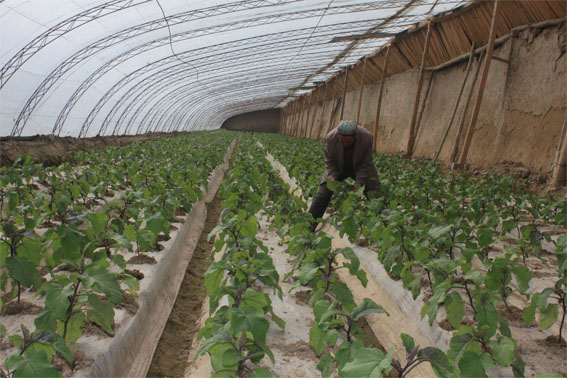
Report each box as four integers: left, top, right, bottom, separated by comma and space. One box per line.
147, 195, 224, 377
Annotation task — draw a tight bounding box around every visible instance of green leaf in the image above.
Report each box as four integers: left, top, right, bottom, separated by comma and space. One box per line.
17, 237, 43, 266
489, 337, 516, 367
477, 228, 493, 248
333, 282, 354, 308
341, 347, 392, 378
221, 348, 241, 368
325, 329, 339, 347
145, 212, 166, 237
445, 292, 465, 329
352, 298, 389, 321
418, 347, 453, 378
309, 324, 324, 356
5, 350, 61, 378
6, 257, 40, 288
429, 225, 452, 240
317, 354, 335, 378
45, 281, 73, 320
230, 307, 269, 344
401, 333, 415, 356
448, 333, 474, 364
83, 265, 122, 304
35, 310, 57, 332
522, 298, 537, 326
87, 212, 108, 237
538, 303, 558, 330
56, 310, 85, 343
458, 351, 487, 378
86, 294, 115, 335
511, 266, 531, 293
0, 242, 8, 265
135, 229, 155, 250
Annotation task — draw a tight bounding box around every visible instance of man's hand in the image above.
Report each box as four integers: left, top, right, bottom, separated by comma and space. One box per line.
329, 177, 337, 184
354, 182, 360, 190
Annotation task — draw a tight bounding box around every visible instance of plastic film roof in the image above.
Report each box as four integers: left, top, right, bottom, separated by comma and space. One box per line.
0, 0, 468, 137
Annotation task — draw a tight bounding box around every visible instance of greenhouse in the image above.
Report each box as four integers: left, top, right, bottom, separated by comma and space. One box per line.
0, 0, 565, 377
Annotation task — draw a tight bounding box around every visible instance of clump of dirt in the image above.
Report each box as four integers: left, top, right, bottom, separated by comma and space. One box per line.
52, 349, 94, 376
293, 290, 311, 305
147, 195, 224, 377
83, 321, 112, 338
124, 268, 144, 280
438, 318, 455, 331
117, 290, 139, 316
1, 301, 42, 315
0, 132, 187, 167
128, 254, 157, 265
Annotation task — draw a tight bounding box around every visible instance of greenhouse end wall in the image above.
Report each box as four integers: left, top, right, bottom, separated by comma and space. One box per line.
288, 23, 566, 175
222, 109, 281, 133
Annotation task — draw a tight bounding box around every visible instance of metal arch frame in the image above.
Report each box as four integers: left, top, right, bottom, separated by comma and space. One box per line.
131, 68, 319, 135
99, 35, 344, 135
104, 42, 348, 135
70, 18, 382, 136
0, 0, 151, 89
10, 0, 304, 136
11, 0, 411, 136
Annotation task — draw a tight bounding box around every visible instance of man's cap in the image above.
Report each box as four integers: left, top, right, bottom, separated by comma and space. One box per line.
338, 120, 358, 136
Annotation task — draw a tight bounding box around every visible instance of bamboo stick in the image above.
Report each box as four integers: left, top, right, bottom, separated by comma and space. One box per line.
356, 59, 367, 124
406, 21, 434, 156
450, 50, 485, 163
458, 0, 500, 167
433, 41, 476, 162
303, 93, 313, 138
373, 46, 390, 151
551, 115, 567, 187
309, 89, 321, 139
340, 67, 349, 120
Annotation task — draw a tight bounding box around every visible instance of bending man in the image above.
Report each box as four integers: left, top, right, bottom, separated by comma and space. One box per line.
308, 120, 379, 230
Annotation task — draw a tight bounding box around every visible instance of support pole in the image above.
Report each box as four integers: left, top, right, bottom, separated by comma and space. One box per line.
303, 93, 313, 138
317, 84, 329, 139
340, 67, 349, 120
433, 42, 476, 162
458, 0, 500, 167
291, 100, 300, 137
356, 59, 367, 124
551, 115, 567, 187
406, 21, 433, 156
373, 46, 390, 151
450, 50, 485, 163
309, 89, 321, 139
327, 81, 340, 134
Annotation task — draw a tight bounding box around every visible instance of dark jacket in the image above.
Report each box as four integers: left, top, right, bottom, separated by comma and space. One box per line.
321, 126, 379, 190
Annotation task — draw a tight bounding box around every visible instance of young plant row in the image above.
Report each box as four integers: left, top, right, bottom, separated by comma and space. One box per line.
255, 132, 566, 377
256, 139, 454, 377
195, 141, 286, 377
0, 131, 234, 377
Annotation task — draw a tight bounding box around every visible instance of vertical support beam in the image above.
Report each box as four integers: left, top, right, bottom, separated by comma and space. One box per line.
551, 115, 567, 187
317, 84, 329, 139
340, 67, 350, 120
356, 59, 367, 124
327, 81, 339, 134
373, 46, 391, 151
291, 100, 299, 137
303, 92, 313, 138
309, 88, 321, 139
406, 21, 433, 156
433, 42, 476, 162
458, 0, 500, 166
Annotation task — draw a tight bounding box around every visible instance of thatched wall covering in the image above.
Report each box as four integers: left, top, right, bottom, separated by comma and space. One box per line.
281, 0, 566, 178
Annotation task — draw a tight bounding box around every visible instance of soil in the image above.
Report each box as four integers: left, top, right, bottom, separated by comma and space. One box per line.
83, 321, 112, 338
124, 268, 144, 280
52, 349, 94, 376
0, 132, 186, 167
1, 300, 42, 315
147, 195, 223, 377
117, 290, 139, 316
127, 254, 157, 265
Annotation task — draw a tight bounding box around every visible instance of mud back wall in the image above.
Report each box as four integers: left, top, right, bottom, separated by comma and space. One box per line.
282, 23, 566, 174
222, 109, 281, 133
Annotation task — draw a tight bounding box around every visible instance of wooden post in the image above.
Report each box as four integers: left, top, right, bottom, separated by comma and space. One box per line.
317, 84, 329, 139
373, 46, 390, 151
457, 0, 500, 167
551, 115, 567, 187
340, 67, 349, 120
406, 21, 433, 156
356, 59, 367, 124
291, 100, 300, 137
327, 81, 340, 134
309, 89, 321, 139
450, 50, 485, 163
303, 93, 313, 138
433, 42, 476, 162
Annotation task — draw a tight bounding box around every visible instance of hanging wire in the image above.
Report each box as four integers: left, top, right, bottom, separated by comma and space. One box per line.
154, 0, 211, 91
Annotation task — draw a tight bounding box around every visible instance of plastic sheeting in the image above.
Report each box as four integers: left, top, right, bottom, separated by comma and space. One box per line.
0, 0, 466, 137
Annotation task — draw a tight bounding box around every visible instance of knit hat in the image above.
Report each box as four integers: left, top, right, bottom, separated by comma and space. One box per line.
337, 120, 357, 136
